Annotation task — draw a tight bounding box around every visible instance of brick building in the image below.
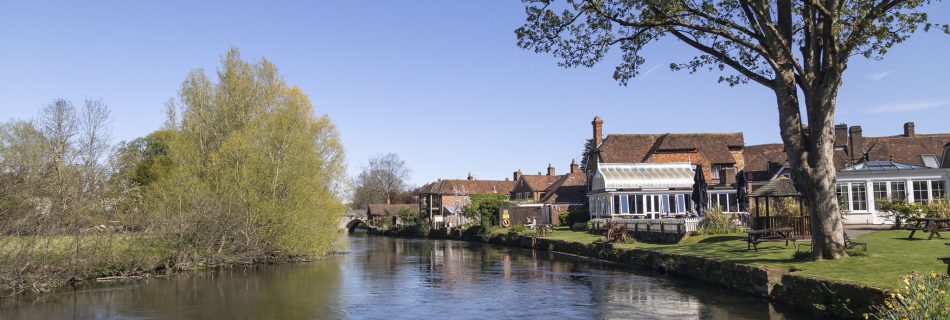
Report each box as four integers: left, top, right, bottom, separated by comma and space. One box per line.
418, 173, 516, 228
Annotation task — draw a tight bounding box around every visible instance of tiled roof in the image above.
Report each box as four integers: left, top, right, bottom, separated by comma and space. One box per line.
541, 172, 588, 204
596, 133, 744, 164
419, 179, 516, 195
750, 177, 799, 197
863, 134, 950, 167
519, 175, 560, 192
367, 204, 418, 217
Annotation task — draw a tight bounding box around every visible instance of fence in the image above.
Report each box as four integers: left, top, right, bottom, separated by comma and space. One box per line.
752, 216, 811, 238
591, 217, 703, 233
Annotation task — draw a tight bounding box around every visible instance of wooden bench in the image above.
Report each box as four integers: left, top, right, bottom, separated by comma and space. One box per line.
745, 227, 796, 251
907, 217, 950, 240
942, 243, 950, 275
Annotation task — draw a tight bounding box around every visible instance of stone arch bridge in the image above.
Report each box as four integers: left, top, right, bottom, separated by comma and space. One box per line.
340, 209, 370, 233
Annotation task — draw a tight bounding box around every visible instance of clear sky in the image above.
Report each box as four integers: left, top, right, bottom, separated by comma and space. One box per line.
2, 1, 949, 186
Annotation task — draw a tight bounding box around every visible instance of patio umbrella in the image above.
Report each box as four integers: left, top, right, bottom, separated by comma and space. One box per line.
736, 170, 748, 212
691, 164, 708, 215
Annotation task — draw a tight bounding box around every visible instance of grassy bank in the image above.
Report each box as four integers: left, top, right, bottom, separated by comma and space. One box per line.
501, 227, 946, 289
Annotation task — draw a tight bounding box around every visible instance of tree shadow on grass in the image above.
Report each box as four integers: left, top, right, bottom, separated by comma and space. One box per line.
695, 235, 746, 244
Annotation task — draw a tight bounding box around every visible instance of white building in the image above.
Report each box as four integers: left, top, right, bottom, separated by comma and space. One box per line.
836, 161, 950, 224
588, 162, 738, 219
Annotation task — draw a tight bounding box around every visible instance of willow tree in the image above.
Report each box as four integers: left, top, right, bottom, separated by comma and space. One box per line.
517, 0, 948, 259
158, 48, 346, 259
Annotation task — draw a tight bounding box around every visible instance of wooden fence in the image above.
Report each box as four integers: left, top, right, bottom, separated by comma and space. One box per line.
752, 216, 811, 238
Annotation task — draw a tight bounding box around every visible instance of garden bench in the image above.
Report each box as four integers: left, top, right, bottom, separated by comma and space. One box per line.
906, 217, 950, 240
941, 243, 950, 275
745, 227, 796, 251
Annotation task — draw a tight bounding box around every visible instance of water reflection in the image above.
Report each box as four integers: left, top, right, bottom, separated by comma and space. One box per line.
0, 236, 801, 320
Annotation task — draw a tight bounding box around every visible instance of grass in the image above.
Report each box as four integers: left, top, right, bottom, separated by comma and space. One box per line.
526, 227, 948, 289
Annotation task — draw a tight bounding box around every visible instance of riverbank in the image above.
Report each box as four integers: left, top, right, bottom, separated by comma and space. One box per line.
381, 227, 909, 319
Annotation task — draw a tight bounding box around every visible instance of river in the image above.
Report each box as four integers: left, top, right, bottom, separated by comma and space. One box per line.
0, 235, 805, 319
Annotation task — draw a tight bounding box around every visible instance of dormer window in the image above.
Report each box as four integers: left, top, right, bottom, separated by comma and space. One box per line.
921, 154, 938, 168
711, 164, 722, 179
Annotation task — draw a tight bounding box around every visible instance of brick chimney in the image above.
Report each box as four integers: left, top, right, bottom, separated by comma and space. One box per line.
723, 167, 737, 185
904, 122, 915, 137
834, 124, 848, 149
467, 172, 474, 181
513, 169, 522, 181
570, 159, 580, 174
592, 116, 604, 147
849, 125, 864, 163
547, 163, 556, 176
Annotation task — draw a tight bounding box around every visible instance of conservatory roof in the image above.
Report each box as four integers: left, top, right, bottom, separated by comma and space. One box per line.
841, 161, 929, 172
592, 162, 695, 191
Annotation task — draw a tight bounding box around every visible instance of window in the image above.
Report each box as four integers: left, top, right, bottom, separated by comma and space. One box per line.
635, 195, 645, 214
852, 183, 867, 211
660, 195, 671, 214
921, 155, 939, 168
619, 195, 630, 214
613, 195, 622, 214
709, 192, 736, 212
932, 181, 946, 200
891, 181, 907, 200
872, 182, 888, 202
837, 184, 848, 209
711, 165, 722, 179
913, 180, 930, 203
676, 194, 686, 213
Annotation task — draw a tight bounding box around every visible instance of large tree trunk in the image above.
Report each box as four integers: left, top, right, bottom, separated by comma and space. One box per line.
773, 71, 847, 260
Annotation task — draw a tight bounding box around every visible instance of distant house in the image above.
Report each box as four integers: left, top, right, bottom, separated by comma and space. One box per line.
418, 174, 516, 228
510, 164, 560, 203
745, 122, 950, 225
367, 204, 419, 226
584, 116, 746, 215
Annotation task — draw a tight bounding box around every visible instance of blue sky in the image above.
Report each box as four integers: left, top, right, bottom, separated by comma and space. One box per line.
2, 1, 949, 186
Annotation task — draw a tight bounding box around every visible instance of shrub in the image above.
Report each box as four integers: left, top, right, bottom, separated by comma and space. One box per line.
922, 200, 950, 218
696, 207, 744, 235
571, 222, 588, 231
877, 198, 923, 229
560, 206, 590, 227
464, 194, 515, 227
509, 224, 529, 234
868, 272, 950, 320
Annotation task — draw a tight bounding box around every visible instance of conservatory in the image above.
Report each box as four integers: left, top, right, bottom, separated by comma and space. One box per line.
836, 161, 950, 225
588, 162, 712, 219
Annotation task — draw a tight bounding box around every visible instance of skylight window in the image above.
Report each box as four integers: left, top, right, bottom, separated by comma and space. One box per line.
921, 155, 939, 168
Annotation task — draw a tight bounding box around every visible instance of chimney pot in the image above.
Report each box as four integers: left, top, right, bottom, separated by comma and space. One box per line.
849, 126, 865, 163
834, 124, 848, 148
513, 169, 522, 181
467, 172, 474, 181
904, 122, 915, 137
592, 116, 604, 147
547, 163, 556, 176
570, 159, 580, 174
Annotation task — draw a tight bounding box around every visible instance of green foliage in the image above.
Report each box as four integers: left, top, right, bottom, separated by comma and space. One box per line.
922, 200, 950, 218
560, 206, 590, 227
869, 272, 950, 320
696, 207, 744, 235
464, 194, 514, 227
877, 199, 923, 228
571, 222, 588, 231
398, 208, 420, 226
509, 224, 529, 235
153, 47, 346, 260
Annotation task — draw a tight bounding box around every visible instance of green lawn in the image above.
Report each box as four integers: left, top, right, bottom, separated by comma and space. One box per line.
532, 227, 948, 289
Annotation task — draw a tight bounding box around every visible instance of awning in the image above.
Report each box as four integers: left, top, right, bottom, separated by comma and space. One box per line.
591, 162, 695, 191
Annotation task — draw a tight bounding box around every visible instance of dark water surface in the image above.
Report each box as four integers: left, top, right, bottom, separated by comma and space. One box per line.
1, 235, 805, 319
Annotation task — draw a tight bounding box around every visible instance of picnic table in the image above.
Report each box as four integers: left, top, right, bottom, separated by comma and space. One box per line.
906, 217, 950, 240
745, 227, 797, 251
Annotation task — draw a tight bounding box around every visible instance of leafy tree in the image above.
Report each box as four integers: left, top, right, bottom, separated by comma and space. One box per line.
464, 194, 515, 227
515, 0, 948, 260
156, 47, 346, 259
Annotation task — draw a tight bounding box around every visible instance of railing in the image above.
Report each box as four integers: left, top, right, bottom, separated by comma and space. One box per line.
591, 217, 703, 234
752, 216, 811, 238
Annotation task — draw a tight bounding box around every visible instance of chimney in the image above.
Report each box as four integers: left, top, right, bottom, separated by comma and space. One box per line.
904, 122, 915, 137
592, 116, 604, 147
723, 167, 737, 185
513, 169, 522, 181
570, 159, 580, 174
467, 172, 474, 181
547, 163, 556, 176
849, 126, 864, 163
834, 124, 848, 149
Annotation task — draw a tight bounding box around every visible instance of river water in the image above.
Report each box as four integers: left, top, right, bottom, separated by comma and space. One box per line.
1, 235, 804, 319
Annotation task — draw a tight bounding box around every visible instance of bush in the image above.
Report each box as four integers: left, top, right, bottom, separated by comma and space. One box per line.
696, 207, 744, 235
509, 224, 529, 234
922, 200, 950, 218
465, 194, 514, 227
869, 272, 950, 320
877, 198, 923, 228
571, 222, 588, 231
